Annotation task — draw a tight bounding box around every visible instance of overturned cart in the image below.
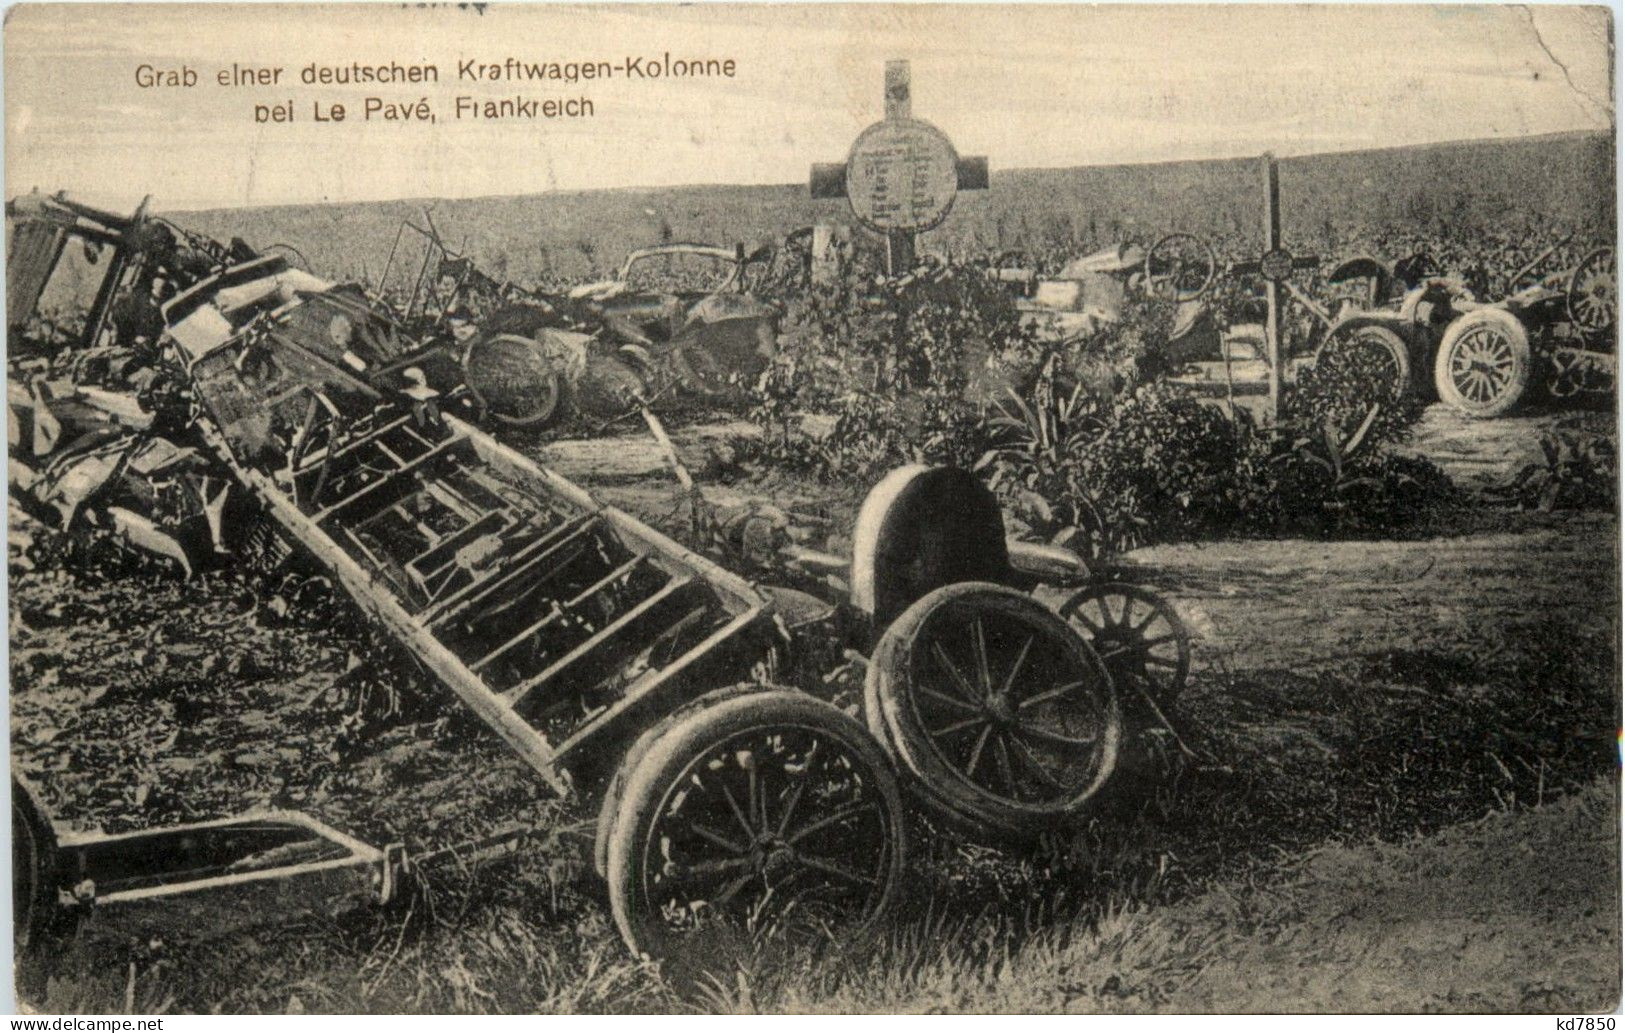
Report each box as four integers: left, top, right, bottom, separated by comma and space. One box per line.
15, 260, 1189, 966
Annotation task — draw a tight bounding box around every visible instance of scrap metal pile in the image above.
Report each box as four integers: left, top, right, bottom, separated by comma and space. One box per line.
8, 193, 1193, 968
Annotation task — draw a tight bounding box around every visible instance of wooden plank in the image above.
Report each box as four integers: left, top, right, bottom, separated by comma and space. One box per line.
422, 510, 600, 629
467, 554, 648, 674
407, 510, 508, 580
503, 575, 696, 710
548, 607, 765, 765
449, 415, 764, 612
196, 424, 570, 796
310, 434, 466, 523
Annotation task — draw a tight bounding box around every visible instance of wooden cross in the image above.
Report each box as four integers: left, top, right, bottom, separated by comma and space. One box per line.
809, 60, 989, 275
1219, 155, 1319, 418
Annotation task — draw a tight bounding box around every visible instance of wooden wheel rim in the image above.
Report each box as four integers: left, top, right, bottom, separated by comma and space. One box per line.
873, 585, 1121, 823
634, 721, 896, 944
1569, 249, 1616, 334
1144, 233, 1217, 302
1447, 325, 1519, 406
1060, 584, 1191, 705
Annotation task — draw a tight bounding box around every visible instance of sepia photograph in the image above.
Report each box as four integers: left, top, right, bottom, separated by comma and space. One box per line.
3, 1, 1619, 1015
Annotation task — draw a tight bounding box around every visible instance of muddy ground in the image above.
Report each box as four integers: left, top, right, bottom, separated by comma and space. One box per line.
8, 400, 1620, 1012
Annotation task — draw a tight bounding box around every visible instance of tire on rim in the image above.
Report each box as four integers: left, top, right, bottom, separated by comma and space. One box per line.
864, 582, 1121, 841
1316, 321, 1413, 401
12, 777, 56, 959
1058, 583, 1191, 708
605, 688, 905, 963
1433, 308, 1531, 419
1567, 247, 1616, 335
461, 332, 569, 429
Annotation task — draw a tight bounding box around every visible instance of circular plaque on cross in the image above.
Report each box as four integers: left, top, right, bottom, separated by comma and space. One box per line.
1259, 248, 1296, 283
845, 118, 961, 234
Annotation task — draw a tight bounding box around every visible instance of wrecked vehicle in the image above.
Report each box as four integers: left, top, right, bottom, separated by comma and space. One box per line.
381, 217, 781, 429
1313, 242, 1617, 417
993, 242, 1149, 345
9, 193, 1189, 969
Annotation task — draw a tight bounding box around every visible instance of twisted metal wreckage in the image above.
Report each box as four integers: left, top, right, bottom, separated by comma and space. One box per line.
8, 191, 1195, 970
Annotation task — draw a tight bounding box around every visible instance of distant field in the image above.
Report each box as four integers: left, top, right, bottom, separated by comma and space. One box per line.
166, 130, 1617, 287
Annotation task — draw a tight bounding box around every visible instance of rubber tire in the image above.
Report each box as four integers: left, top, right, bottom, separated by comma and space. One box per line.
605, 688, 906, 962
592, 683, 769, 880
864, 582, 1121, 842
1433, 308, 1532, 419
461, 333, 567, 429
12, 777, 57, 959
1317, 321, 1413, 399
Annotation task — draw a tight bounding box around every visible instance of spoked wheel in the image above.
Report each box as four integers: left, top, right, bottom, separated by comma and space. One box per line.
1567, 248, 1616, 336
1143, 233, 1218, 302
605, 688, 905, 964
461, 333, 567, 428
1058, 584, 1191, 709
12, 778, 57, 960
1433, 309, 1532, 419
865, 582, 1121, 840
1316, 322, 1413, 401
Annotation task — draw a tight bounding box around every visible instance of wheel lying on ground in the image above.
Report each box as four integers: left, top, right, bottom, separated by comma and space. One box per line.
1315, 322, 1413, 401
604, 688, 905, 962
13, 777, 57, 959
1058, 583, 1191, 709
1143, 233, 1218, 302
1567, 247, 1616, 335
864, 582, 1121, 840
1433, 308, 1531, 419
461, 332, 568, 428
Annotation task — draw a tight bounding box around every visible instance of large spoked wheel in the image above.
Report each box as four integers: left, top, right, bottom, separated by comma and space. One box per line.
1316, 322, 1413, 401
1143, 233, 1218, 302
605, 688, 905, 964
865, 582, 1121, 840
1433, 309, 1532, 419
461, 333, 568, 428
12, 778, 57, 960
1567, 248, 1616, 336
1058, 584, 1191, 709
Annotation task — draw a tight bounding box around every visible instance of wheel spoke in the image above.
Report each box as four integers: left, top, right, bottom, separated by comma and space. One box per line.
965, 724, 993, 777
689, 821, 748, 854
997, 635, 1035, 698
972, 618, 994, 696
993, 734, 1020, 797
931, 643, 983, 704
1017, 679, 1087, 710
787, 801, 879, 844
1131, 606, 1162, 634
1006, 732, 1068, 791
1116, 595, 1138, 629
775, 775, 808, 839
917, 683, 981, 713
1015, 723, 1098, 748
793, 852, 878, 887
712, 871, 758, 907
1145, 655, 1182, 669
666, 855, 753, 881
719, 783, 754, 837
929, 715, 985, 739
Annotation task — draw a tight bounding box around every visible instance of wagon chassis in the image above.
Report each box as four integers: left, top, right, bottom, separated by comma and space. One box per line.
11, 210, 1195, 969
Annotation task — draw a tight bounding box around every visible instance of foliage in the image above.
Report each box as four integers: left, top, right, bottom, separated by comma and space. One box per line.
750, 265, 1029, 479
977, 305, 1455, 555
1505, 422, 1618, 512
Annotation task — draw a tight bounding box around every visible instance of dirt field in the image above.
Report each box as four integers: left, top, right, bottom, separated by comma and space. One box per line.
10, 401, 1619, 1013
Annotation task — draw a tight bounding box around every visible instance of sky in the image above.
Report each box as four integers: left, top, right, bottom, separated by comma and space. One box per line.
3, 3, 1615, 212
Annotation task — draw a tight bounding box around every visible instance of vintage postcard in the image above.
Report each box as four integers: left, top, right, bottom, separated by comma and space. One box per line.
4, 1, 1618, 1015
